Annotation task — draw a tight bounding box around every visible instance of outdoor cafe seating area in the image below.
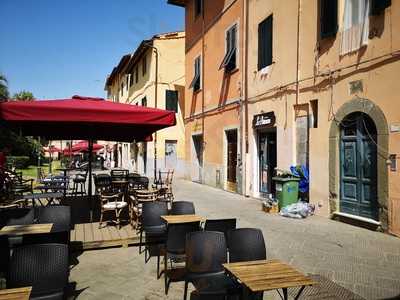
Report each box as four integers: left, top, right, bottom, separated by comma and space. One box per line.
0, 163, 321, 300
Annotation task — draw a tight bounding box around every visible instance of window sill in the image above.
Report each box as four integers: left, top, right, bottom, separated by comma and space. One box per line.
225, 67, 239, 75
193, 88, 202, 94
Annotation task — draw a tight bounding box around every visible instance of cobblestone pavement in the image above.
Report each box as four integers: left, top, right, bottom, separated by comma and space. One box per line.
70, 179, 400, 299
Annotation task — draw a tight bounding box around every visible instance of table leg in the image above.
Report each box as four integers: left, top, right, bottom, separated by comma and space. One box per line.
282, 288, 288, 300
294, 285, 306, 300
242, 286, 257, 300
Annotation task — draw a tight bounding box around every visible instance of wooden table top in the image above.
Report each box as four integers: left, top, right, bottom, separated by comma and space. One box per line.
0, 223, 53, 236
161, 214, 203, 224
223, 259, 315, 292
0, 287, 32, 300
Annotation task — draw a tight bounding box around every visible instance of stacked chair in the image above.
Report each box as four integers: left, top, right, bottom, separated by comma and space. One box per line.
94, 173, 128, 229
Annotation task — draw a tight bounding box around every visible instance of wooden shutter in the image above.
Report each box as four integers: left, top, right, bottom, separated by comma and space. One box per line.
370, 0, 391, 15
166, 90, 178, 112
258, 15, 273, 70
320, 0, 338, 39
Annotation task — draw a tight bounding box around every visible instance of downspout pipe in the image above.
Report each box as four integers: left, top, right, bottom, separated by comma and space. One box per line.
144, 42, 159, 181
201, 2, 205, 184
244, 0, 250, 196
88, 139, 93, 221
296, 0, 301, 106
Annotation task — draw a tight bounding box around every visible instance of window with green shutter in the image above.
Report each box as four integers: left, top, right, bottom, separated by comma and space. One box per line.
220, 24, 237, 72
189, 56, 201, 92
258, 15, 273, 71
166, 90, 178, 113
319, 0, 338, 39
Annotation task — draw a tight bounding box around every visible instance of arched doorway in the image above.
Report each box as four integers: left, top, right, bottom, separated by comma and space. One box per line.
329, 98, 389, 229
340, 112, 378, 220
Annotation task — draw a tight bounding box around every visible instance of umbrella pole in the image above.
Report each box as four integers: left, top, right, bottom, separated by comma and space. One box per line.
88, 140, 93, 222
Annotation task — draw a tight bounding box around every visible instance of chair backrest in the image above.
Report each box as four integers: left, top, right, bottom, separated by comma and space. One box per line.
186, 231, 227, 275
127, 175, 148, 190
134, 190, 158, 203
100, 191, 122, 206
204, 218, 237, 241
166, 169, 174, 185
36, 205, 71, 232
142, 201, 168, 228
171, 201, 195, 215
7, 243, 69, 298
111, 169, 128, 181
166, 221, 200, 255
94, 174, 111, 193
128, 172, 140, 179
0, 208, 35, 227
227, 228, 266, 263
137, 176, 149, 189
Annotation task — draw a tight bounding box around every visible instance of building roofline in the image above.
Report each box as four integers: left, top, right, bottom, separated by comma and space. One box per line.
167, 0, 185, 7
105, 31, 185, 88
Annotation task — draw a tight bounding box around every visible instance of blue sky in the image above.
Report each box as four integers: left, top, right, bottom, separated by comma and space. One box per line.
0, 0, 184, 99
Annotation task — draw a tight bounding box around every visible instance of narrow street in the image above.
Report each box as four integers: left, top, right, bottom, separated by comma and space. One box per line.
70, 179, 400, 299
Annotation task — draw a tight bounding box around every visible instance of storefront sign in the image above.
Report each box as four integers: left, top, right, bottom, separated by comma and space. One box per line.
253, 112, 275, 129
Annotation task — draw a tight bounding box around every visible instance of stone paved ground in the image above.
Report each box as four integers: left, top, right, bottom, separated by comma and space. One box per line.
70, 179, 400, 299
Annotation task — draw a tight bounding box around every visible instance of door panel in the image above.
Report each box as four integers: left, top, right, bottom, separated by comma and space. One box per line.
340, 113, 378, 220
165, 140, 177, 169
226, 131, 237, 183
259, 133, 268, 194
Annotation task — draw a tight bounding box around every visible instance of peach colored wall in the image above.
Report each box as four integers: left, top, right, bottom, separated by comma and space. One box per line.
246, 0, 400, 233
183, 0, 243, 188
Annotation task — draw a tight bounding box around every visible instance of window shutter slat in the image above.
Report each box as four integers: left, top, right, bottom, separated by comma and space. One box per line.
371, 0, 391, 15
320, 0, 338, 39
266, 15, 273, 67
258, 21, 264, 70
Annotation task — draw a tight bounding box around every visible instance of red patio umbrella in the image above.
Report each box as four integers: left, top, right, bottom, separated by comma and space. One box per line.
0, 95, 174, 141
44, 145, 61, 153
0, 95, 176, 219
71, 141, 104, 153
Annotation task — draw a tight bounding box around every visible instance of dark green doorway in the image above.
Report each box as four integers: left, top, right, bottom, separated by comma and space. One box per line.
340, 112, 378, 220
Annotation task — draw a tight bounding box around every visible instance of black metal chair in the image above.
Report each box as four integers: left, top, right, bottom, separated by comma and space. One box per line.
227, 228, 266, 262
184, 231, 238, 300
127, 172, 140, 179
0, 207, 35, 227
7, 243, 69, 300
127, 175, 148, 191
32, 206, 72, 245
204, 219, 237, 241
170, 201, 195, 215
94, 173, 112, 194
227, 228, 267, 300
0, 208, 35, 273
164, 221, 201, 295
140, 201, 168, 277
72, 170, 88, 197
111, 169, 128, 182
137, 176, 149, 189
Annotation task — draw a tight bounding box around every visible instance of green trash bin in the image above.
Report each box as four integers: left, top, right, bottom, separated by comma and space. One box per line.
272, 176, 300, 209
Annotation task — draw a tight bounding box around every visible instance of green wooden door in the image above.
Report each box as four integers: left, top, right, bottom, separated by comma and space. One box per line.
340, 113, 378, 220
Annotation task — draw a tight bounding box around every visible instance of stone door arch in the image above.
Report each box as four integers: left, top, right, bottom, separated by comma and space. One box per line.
329, 98, 389, 229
